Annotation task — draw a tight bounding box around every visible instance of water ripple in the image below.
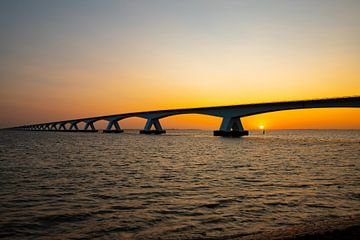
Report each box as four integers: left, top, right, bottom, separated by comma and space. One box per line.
0, 130, 359, 239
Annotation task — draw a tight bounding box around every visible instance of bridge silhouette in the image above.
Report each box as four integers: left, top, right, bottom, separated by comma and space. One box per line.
7, 96, 360, 137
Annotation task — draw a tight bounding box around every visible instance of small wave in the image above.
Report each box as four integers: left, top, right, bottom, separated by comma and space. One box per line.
201, 216, 237, 224
111, 205, 143, 211
306, 203, 336, 209
199, 203, 224, 209
35, 212, 91, 225
164, 224, 196, 234
0, 222, 44, 237
92, 209, 115, 215
89, 193, 119, 200
145, 191, 180, 198
178, 211, 204, 217
279, 184, 312, 188
347, 192, 360, 200
264, 201, 299, 207
85, 225, 141, 239
159, 174, 176, 180
237, 178, 266, 183
155, 209, 183, 215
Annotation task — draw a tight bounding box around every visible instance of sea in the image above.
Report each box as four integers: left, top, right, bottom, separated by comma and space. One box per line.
0, 130, 359, 239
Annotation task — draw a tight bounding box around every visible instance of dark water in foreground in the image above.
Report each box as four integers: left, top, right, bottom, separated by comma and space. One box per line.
0, 130, 359, 239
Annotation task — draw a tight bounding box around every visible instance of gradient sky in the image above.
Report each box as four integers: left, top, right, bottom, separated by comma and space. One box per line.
0, 0, 359, 130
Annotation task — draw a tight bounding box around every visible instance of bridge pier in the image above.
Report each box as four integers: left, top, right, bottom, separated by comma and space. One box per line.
103, 119, 124, 133
59, 123, 66, 131
50, 123, 58, 131
83, 121, 98, 132
214, 117, 249, 137
140, 118, 166, 134
69, 122, 79, 131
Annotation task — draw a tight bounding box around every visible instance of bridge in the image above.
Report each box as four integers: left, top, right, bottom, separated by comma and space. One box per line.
6, 96, 360, 137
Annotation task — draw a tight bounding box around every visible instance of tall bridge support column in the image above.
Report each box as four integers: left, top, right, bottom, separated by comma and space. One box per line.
104, 120, 124, 133
140, 118, 166, 134
214, 117, 249, 137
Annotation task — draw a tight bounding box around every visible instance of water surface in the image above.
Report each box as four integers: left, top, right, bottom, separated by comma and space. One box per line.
0, 130, 359, 239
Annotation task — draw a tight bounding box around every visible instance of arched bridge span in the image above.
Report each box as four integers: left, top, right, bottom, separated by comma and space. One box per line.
10, 96, 360, 137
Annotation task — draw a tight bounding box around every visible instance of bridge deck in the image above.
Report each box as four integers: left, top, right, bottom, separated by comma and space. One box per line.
4, 96, 360, 136
29, 96, 360, 125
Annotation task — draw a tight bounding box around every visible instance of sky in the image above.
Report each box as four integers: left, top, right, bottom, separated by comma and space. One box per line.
0, 0, 359, 130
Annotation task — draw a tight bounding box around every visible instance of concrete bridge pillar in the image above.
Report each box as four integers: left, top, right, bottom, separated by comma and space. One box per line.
214, 117, 249, 137
69, 122, 79, 131
104, 119, 123, 133
84, 121, 98, 132
140, 118, 166, 134
50, 123, 58, 131
59, 123, 66, 131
